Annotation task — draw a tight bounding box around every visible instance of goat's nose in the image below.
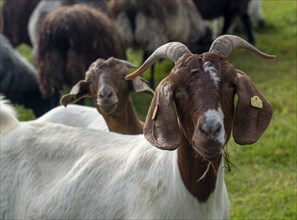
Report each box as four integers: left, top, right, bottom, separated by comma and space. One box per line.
195, 109, 225, 146
199, 120, 222, 137
99, 87, 113, 100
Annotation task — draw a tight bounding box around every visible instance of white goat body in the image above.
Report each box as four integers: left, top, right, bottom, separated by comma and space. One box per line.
0, 101, 229, 219
36, 104, 108, 130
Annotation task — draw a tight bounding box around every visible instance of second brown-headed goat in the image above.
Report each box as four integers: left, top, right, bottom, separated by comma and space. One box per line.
59, 57, 154, 134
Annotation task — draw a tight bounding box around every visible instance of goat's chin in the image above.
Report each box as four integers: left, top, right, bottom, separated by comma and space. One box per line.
192, 139, 224, 161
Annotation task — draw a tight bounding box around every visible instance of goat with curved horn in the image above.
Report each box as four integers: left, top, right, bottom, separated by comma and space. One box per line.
126, 34, 276, 80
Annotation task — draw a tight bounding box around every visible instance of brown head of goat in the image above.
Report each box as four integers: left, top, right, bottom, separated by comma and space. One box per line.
60, 57, 154, 134
126, 35, 275, 201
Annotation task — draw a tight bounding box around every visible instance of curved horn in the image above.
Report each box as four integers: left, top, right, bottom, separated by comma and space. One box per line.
125, 42, 191, 80
209, 35, 276, 60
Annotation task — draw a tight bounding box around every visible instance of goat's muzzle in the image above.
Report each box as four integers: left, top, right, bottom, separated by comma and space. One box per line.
192, 113, 225, 160
192, 138, 224, 161
97, 85, 119, 114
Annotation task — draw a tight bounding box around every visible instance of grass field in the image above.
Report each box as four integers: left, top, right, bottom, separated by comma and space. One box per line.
11, 0, 297, 219
225, 1, 296, 219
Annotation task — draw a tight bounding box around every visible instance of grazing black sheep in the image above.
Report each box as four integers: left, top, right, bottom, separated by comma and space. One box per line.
36, 3, 126, 107
192, 0, 255, 44
0, 8, 3, 33
0, 34, 52, 116
109, 0, 212, 88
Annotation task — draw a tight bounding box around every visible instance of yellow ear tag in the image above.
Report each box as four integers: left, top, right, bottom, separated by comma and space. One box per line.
152, 103, 159, 120
251, 96, 263, 109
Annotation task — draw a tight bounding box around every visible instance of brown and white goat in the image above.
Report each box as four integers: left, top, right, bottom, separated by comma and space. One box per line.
0, 35, 275, 219
36, 4, 126, 108
59, 57, 154, 134
126, 35, 275, 148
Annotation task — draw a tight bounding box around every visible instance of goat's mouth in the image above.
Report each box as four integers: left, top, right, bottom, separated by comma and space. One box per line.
98, 102, 118, 114
192, 140, 224, 161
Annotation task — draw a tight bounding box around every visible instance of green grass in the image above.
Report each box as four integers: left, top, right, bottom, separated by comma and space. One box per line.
224, 1, 297, 219
12, 0, 297, 219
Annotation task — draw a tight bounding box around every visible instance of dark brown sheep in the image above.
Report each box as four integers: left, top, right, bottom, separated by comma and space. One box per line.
2, 0, 40, 47
36, 3, 126, 108
28, 0, 108, 62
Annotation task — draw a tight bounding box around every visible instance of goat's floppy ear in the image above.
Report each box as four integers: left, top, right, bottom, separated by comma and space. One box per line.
144, 79, 180, 150
131, 76, 154, 96
60, 80, 91, 107
233, 70, 273, 145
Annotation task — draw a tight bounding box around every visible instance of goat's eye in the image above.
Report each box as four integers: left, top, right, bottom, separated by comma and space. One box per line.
174, 87, 186, 99
226, 83, 236, 95
229, 83, 236, 90
173, 87, 180, 94
120, 75, 125, 80
119, 76, 127, 82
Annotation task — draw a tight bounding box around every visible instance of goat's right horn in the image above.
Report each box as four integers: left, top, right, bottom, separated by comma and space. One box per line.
125, 42, 191, 80
209, 35, 276, 59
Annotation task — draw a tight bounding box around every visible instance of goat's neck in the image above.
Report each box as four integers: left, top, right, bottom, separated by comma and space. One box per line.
177, 133, 222, 202
103, 98, 143, 135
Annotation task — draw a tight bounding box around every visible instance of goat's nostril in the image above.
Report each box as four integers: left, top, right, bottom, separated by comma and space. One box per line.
213, 123, 222, 136
99, 90, 113, 99
106, 91, 112, 98
199, 122, 222, 136
199, 126, 208, 136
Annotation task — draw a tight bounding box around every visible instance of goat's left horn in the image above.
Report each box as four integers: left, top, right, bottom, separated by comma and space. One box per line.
209, 35, 276, 60
125, 42, 191, 80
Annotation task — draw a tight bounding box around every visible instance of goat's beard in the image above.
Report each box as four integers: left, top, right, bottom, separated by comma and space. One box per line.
192, 143, 224, 182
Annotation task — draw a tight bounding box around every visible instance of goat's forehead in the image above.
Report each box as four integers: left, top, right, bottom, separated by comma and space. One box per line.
171, 54, 221, 87
86, 62, 125, 80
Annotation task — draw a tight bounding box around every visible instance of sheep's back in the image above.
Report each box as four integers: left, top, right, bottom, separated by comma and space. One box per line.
36, 4, 126, 96
38, 4, 125, 60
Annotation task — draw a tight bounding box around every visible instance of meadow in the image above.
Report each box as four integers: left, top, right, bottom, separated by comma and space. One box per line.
12, 0, 297, 219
